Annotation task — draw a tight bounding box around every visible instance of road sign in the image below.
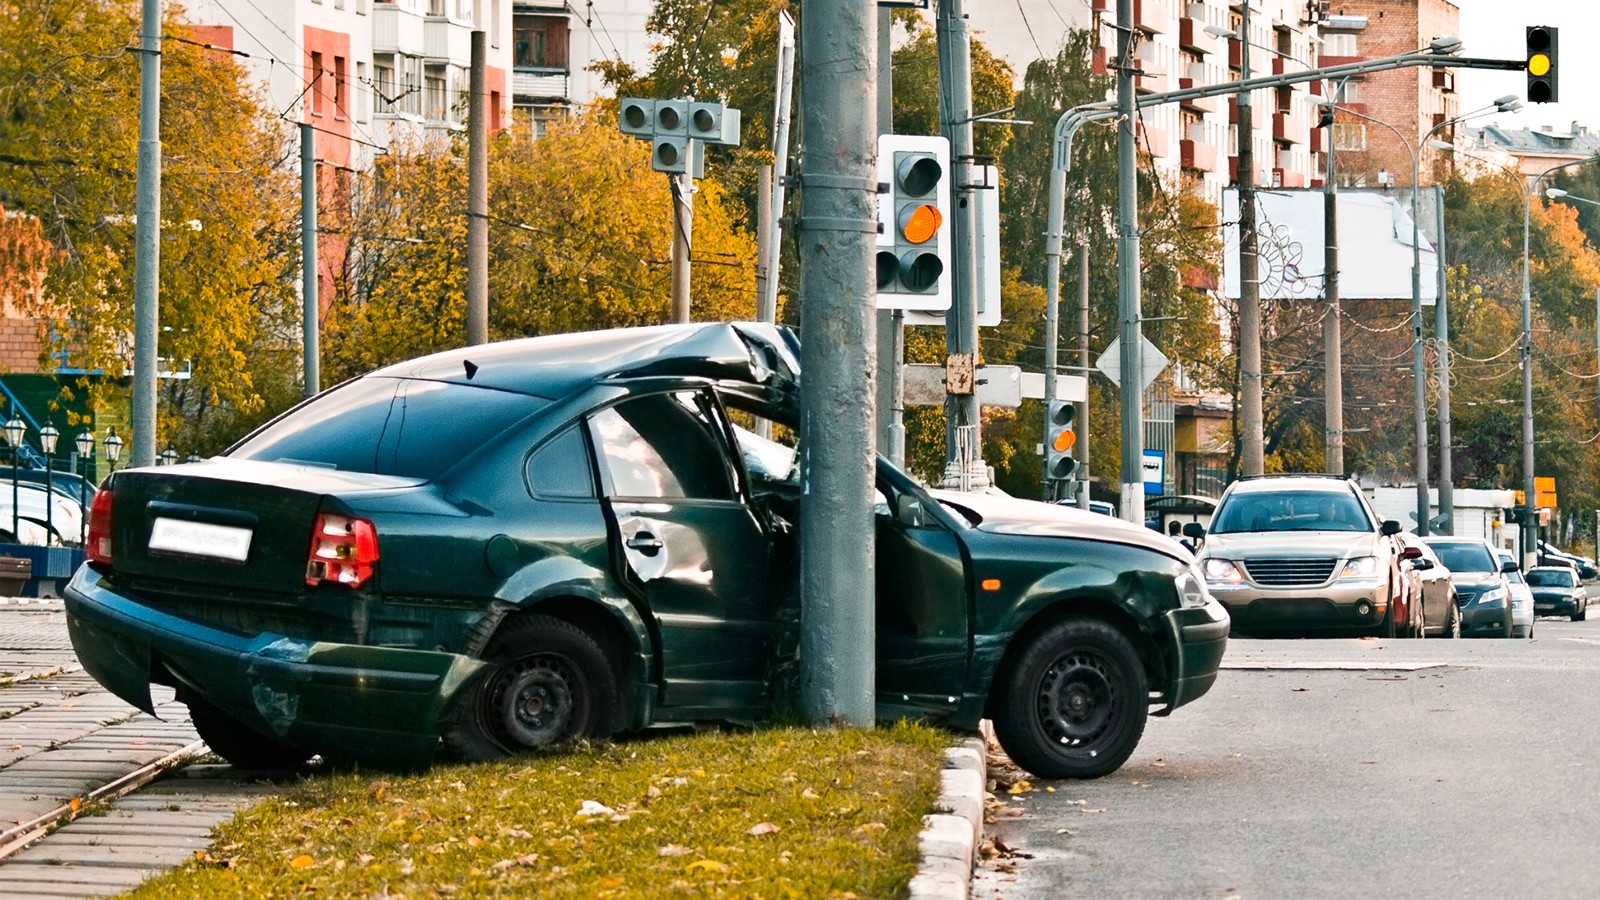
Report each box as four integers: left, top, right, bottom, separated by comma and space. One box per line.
902, 364, 1022, 407
1095, 337, 1170, 393
1142, 450, 1165, 496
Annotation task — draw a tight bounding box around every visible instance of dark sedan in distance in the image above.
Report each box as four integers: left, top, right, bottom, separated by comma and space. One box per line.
1422, 537, 1515, 639
1528, 565, 1588, 621
62, 323, 1228, 780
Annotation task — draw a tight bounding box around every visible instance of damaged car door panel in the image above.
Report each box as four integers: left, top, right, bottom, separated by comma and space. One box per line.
62, 322, 1227, 779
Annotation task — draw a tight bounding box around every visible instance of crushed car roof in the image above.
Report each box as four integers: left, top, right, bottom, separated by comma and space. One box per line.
367, 322, 800, 398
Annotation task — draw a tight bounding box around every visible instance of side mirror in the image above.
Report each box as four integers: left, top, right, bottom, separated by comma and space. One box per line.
1380, 520, 1402, 536
1182, 522, 1205, 540
1501, 558, 1519, 573
1401, 546, 1423, 560
895, 494, 926, 528
1410, 558, 1434, 571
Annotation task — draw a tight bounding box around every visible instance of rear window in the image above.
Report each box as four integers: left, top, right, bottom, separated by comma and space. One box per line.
1429, 541, 1496, 574
230, 376, 547, 480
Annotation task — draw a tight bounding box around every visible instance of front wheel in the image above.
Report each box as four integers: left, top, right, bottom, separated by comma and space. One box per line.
446, 614, 617, 762
991, 619, 1148, 780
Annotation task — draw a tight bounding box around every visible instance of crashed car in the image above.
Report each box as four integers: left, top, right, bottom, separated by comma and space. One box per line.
63, 323, 1228, 779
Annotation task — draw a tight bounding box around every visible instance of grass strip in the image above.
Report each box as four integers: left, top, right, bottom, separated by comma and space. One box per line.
131, 722, 948, 898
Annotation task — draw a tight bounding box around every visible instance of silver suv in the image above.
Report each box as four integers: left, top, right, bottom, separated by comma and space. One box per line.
1192, 476, 1404, 636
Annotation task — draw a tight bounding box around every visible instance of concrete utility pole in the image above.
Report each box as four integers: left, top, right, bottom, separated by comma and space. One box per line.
1235, 2, 1263, 477
937, 0, 985, 490
466, 30, 489, 346
670, 175, 694, 323
131, 0, 162, 468
757, 12, 795, 326
1435, 186, 1453, 531
300, 124, 319, 399
1114, 0, 1145, 524
875, 6, 906, 468
795, 0, 876, 727
1077, 239, 1091, 507
1322, 96, 1342, 475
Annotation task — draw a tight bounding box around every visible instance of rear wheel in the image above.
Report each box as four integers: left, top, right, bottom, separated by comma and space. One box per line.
446, 615, 617, 762
1445, 599, 1461, 639
187, 696, 310, 771
992, 619, 1148, 780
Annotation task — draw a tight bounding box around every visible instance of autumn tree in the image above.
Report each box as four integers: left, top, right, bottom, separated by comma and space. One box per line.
0, 1, 302, 453
321, 112, 757, 383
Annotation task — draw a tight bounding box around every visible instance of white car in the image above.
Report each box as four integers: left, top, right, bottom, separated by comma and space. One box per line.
0, 484, 84, 545
1498, 551, 1536, 639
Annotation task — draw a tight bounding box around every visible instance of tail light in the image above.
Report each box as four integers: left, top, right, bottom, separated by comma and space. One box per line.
305, 512, 379, 588
87, 488, 114, 568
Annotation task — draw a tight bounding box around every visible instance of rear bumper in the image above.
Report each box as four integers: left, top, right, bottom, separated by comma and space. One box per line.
62, 567, 486, 768
1159, 599, 1230, 714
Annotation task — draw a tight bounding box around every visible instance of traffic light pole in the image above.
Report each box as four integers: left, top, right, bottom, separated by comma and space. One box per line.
937, 0, 985, 490
670, 174, 693, 323
1115, 0, 1146, 524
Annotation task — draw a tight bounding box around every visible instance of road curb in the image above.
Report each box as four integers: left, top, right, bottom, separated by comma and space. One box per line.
908, 736, 987, 900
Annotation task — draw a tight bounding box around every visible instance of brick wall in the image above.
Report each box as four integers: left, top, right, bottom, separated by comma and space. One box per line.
0, 319, 45, 375
1328, 0, 1460, 187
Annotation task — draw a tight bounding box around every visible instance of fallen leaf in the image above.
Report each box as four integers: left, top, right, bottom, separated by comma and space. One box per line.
599, 875, 623, 889
69, 797, 81, 813
1007, 780, 1032, 795
489, 854, 539, 871
852, 822, 887, 835
577, 800, 616, 817
686, 859, 728, 874
747, 822, 780, 836
499, 827, 533, 839
658, 845, 692, 857
466, 835, 483, 848
290, 854, 315, 869
801, 788, 820, 800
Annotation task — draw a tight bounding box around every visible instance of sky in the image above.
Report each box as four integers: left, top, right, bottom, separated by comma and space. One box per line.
1455, 0, 1598, 133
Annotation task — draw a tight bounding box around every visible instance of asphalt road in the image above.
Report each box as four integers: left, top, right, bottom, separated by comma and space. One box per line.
975, 616, 1600, 900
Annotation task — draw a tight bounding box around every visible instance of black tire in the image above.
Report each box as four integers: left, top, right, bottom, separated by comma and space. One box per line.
1409, 594, 1425, 639
1445, 598, 1461, 639
1504, 608, 1515, 637
1379, 604, 1397, 639
1573, 607, 1586, 622
991, 619, 1148, 780
187, 696, 310, 771
446, 614, 617, 762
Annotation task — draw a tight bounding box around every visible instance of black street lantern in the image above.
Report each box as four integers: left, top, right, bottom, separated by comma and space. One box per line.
75, 429, 93, 547
104, 428, 123, 470
39, 422, 58, 544
3, 415, 23, 544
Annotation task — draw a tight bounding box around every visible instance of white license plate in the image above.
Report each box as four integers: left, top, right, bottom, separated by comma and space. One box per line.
148, 517, 253, 563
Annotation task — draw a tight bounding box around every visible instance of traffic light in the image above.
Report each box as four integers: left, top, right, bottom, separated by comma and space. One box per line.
650, 100, 690, 174
875, 134, 951, 311
1526, 26, 1558, 104
1045, 400, 1078, 481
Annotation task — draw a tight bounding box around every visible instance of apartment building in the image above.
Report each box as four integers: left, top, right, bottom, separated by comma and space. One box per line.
186, 0, 514, 170
1460, 122, 1600, 180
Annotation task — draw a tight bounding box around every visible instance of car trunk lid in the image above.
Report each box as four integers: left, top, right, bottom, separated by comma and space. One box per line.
103, 458, 423, 595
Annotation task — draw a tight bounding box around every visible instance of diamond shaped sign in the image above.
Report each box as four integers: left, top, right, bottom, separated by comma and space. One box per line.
1094, 336, 1170, 393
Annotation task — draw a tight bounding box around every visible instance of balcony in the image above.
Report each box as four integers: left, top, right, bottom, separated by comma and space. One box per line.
1134, 58, 1168, 94
1319, 54, 1363, 67
373, 2, 426, 55
1093, 45, 1108, 77
1310, 125, 1323, 153
424, 15, 472, 66
1178, 78, 1215, 114
1181, 138, 1217, 171
1273, 168, 1308, 188
1433, 69, 1456, 93
1178, 16, 1217, 54
1140, 122, 1168, 156
513, 69, 569, 102
1273, 111, 1308, 145
1134, 0, 1168, 34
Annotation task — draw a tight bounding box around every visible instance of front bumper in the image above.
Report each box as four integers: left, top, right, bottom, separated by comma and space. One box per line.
62, 567, 486, 769
1208, 579, 1388, 632
1460, 596, 1511, 637
1158, 599, 1230, 714
1533, 596, 1581, 616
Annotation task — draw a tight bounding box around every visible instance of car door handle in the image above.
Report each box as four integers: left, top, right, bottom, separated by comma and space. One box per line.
626, 533, 664, 554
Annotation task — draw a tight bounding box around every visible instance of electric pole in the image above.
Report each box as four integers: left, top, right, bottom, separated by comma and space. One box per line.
301, 124, 319, 398
937, 0, 985, 490
132, 0, 162, 467
466, 30, 489, 346
1115, 0, 1145, 524
1236, 2, 1264, 477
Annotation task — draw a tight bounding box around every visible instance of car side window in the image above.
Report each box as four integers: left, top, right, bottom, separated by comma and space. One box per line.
527, 426, 596, 499
589, 391, 737, 501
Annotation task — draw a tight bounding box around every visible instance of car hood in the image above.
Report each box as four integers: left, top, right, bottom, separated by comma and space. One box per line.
1449, 572, 1504, 592
1200, 530, 1379, 560
929, 490, 1189, 562
1528, 585, 1579, 598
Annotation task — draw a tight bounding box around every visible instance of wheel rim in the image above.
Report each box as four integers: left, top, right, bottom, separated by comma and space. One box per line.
487, 655, 577, 748
1036, 651, 1119, 751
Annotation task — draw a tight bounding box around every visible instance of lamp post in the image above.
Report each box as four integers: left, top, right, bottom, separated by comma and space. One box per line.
159, 448, 177, 467
104, 428, 122, 475
1310, 95, 1519, 534
39, 422, 57, 544
3, 415, 22, 544
74, 430, 92, 547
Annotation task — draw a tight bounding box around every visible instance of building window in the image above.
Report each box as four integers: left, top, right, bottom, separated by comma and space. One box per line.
425, 74, 447, 121
374, 62, 396, 114
1323, 32, 1359, 56
514, 14, 570, 69
1333, 122, 1366, 152
334, 56, 347, 119
356, 61, 369, 122
310, 51, 325, 116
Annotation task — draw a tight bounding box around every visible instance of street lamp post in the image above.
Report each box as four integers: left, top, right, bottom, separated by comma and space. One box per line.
104, 428, 122, 475
74, 430, 92, 547
3, 415, 23, 544
1311, 96, 1519, 535
160, 448, 177, 467
39, 422, 57, 544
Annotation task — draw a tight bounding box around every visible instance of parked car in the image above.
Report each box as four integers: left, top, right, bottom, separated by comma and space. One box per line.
62, 322, 1229, 779
1498, 551, 1536, 638
1538, 541, 1597, 581
1401, 533, 1460, 639
1422, 538, 1515, 638
1192, 474, 1406, 636
1527, 565, 1588, 621
0, 483, 83, 546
